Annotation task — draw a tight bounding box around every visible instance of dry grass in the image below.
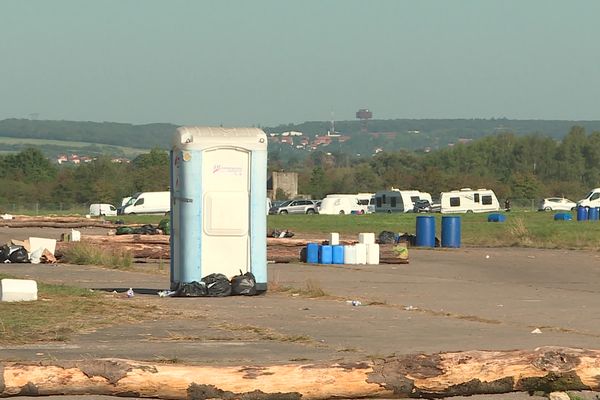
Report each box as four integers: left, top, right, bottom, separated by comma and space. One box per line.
62, 242, 133, 269
216, 323, 313, 343
268, 276, 329, 298
506, 217, 533, 246
0, 276, 158, 344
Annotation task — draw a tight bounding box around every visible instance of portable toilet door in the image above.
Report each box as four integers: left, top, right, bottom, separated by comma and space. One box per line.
170, 126, 268, 292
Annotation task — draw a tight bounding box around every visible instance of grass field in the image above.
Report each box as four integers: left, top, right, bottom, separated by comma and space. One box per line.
108, 210, 600, 250
0, 136, 148, 157
267, 211, 600, 250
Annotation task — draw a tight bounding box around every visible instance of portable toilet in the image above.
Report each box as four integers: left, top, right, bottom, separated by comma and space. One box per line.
170, 126, 268, 292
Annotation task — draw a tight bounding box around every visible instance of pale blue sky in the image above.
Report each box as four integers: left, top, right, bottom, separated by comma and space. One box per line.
1, 0, 599, 126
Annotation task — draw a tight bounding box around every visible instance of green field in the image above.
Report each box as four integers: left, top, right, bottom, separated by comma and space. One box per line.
108, 210, 600, 250
0, 136, 148, 157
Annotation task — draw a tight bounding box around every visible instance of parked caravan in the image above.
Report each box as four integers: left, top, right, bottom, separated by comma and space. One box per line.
119, 191, 170, 215
440, 188, 500, 214
577, 188, 600, 208
318, 194, 368, 215
374, 189, 432, 213
89, 203, 117, 217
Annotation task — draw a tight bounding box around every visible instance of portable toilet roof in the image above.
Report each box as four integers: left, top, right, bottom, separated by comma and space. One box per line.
173, 126, 267, 151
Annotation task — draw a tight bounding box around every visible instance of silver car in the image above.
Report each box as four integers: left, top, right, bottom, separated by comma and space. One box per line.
269, 199, 318, 214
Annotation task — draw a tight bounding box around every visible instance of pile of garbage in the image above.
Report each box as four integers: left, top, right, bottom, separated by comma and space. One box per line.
116, 221, 169, 235
0, 238, 57, 264
269, 229, 294, 238
167, 270, 258, 297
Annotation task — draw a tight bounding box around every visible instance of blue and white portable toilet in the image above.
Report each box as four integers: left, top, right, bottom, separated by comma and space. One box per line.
170, 126, 268, 292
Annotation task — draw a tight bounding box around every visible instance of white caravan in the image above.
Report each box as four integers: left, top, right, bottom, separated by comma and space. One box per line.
89, 203, 117, 217
318, 194, 369, 215
374, 189, 432, 213
440, 188, 500, 214
577, 188, 600, 208
120, 191, 171, 215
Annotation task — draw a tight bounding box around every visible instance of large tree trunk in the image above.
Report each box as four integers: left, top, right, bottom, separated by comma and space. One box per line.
2, 347, 599, 399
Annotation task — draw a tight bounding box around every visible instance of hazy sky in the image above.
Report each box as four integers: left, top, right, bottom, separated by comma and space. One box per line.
1, 0, 599, 127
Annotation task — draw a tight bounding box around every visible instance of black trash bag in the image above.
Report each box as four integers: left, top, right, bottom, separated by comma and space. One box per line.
270, 229, 295, 238
8, 246, 29, 263
378, 231, 397, 244
173, 281, 208, 297
201, 273, 232, 297
230, 270, 257, 296
0, 244, 10, 262
397, 233, 417, 246
116, 226, 134, 235
133, 224, 160, 235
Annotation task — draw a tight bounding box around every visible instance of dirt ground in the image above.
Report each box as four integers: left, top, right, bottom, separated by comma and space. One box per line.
1, 227, 600, 399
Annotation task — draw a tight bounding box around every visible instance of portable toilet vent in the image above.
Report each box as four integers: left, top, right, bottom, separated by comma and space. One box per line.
170, 126, 268, 292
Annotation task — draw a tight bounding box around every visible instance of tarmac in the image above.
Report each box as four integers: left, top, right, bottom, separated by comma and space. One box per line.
1, 227, 600, 399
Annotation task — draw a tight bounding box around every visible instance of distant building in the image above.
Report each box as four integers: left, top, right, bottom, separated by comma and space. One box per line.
267, 171, 298, 199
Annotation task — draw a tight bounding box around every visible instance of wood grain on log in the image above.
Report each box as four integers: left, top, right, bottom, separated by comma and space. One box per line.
1, 347, 599, 399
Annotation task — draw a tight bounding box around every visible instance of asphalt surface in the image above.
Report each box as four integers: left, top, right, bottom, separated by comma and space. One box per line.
1, 228, 600, 399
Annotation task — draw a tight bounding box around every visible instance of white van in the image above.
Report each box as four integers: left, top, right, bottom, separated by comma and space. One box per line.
89, 203, 117, 217
577, 188, 600, 208
440, 188, 500, 214
120, 191, 171, 215
318, 194, 368, 215
374, 189, 432, 213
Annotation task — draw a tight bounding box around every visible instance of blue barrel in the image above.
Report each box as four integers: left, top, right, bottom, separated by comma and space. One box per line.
415, 216, 436, 247
577, 206, 588, 221
332, 245, 344, 264
554, 213, 573, 221
306, 243, 319, 263
588, 207, 599, 221
487, 213, 506, 223
319, 245, 333, 264
441, 216, 461, 248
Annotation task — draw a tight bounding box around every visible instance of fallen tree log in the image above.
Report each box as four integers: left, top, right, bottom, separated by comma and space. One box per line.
81, 234, 170, 245
2, 347, 599, 399
0, 221, 115, 228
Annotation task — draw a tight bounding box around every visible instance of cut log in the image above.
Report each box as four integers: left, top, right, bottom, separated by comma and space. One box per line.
1, 347, 599, 399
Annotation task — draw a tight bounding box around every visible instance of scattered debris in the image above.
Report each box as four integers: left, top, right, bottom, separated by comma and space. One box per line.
346, 300, 362, 306
530, 328, 542, 334
126, 288, 135, 298
270, 229, 295, 238
404, 305, 417, 311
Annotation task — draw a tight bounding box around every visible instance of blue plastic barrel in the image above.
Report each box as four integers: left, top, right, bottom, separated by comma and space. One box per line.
441, 216, 461, 248
487, 213, 506, 222
588, 207, 599, 221
554, 213, 573, 221
319, 245, 333, 264
577, 206, 588, 221
332, 245, 344, 264
415, 216, 436, 247
306, 243, 319, 263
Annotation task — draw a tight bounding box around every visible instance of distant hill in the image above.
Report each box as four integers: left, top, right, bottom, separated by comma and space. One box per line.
3, 117, 600, 159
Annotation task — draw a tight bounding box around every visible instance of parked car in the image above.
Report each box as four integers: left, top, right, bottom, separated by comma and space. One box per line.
269, 199, 318, 214
538, 197, 576, 211
412, 199, 433, 213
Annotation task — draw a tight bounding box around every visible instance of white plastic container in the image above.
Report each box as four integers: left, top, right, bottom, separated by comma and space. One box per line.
343, 245, 356, 265
329, 232, 340, 246
0, 279, 38, 302
71, 229, 81, 242
355, 243, 367, 264
366, 243, 380, 265
358, 232, 375, 244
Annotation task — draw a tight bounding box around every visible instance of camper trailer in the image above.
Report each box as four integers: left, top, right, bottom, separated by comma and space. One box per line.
119, 191, 171, 215
374, 189, 432, 213
318, 194, 369, 215
440, 188, 499, 214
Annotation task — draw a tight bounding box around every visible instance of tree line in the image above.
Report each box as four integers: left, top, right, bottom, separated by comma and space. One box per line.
1, 126, 597, 209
